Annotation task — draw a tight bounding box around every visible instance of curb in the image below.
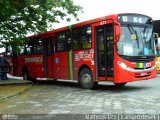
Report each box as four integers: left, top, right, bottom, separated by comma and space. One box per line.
0, 84, 33, 101
0, 80, 33, 86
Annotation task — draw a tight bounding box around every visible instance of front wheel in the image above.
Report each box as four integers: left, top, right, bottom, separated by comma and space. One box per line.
114, 82, 127, 87
78, 68, 97, 89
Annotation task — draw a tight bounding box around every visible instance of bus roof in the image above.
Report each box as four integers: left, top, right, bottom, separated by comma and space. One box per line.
29, 14, 117, 39
29, 13, 151, 39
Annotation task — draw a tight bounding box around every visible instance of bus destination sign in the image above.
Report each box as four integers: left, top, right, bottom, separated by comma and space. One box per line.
118, 14, 152, 24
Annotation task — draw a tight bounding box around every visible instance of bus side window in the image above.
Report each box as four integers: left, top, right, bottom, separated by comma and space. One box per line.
6, 45, 13, 57
73, 25, 92, 50
56, 31, 71, 52
19, 45, 25, 56
26, 47, 31, 55
82, 26, 92, 49
65, 31, 71, 51
33, 39, 42, 54
46, 38, 54, 56
73, 27, 82, 50
56, 32, 65, 52
26, 42, 32, 55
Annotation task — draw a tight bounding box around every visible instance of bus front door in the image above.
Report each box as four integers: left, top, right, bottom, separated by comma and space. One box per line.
43, 37, 54, 78
95, 23, 114, 79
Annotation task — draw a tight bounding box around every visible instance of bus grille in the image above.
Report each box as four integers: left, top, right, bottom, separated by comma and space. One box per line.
134, 67, 152, 70
135, 72, 151, 78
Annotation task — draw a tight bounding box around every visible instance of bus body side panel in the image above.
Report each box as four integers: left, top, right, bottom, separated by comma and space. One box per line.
18, 55, 44, 78
29, 55, 44, 78
53, 52, 69, 80
47, 56, 54, 77
17, 56, 25, 76
91, 25, 96, 81
73, 49, 95, 81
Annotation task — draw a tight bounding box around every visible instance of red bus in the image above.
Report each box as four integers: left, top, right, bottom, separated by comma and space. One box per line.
5, 13, 157, 89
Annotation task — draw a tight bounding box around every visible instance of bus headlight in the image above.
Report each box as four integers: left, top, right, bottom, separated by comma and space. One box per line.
117, 61, 132, 71
118, 61, 127, 69
117, 61, 156, 72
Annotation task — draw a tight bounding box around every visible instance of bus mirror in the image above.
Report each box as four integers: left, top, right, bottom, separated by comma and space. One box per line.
114, 22, 120, 42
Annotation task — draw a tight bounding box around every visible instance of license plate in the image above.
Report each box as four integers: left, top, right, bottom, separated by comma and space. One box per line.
140, 73, 147, 76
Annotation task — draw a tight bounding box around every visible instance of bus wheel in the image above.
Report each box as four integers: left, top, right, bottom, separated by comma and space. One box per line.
79, 68, 96, 89
23, 70, 29, 80
29, 77, 37, 83
114, 82, 127, 86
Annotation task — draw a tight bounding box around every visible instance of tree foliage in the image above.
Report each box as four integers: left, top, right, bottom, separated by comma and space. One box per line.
0, 0, 82, 48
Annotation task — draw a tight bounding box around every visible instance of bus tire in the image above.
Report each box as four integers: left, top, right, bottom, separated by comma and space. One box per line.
78, 68, 97, 89
23, 70, 29, 80
114, 82, 127, 86
29, 77, 37, 83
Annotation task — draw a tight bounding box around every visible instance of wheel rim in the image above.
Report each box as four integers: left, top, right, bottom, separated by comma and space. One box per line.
82, 74, 92, 84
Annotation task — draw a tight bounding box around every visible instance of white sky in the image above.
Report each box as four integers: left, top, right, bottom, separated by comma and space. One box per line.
0, 0, 159, 53
54, 0, 160, 28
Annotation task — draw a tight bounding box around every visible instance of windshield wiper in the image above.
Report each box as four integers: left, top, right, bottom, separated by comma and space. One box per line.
127, 24, 134, 34
127, 24, 139, 48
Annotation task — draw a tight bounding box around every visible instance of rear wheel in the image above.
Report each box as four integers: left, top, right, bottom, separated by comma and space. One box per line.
78, 68, 97, 89
29, 77, 37, 83
23, 70, 36, 83
114, 82, 127, 87
23, 70, 29, 80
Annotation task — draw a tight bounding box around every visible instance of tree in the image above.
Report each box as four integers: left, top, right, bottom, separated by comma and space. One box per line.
0, 0, 82, 49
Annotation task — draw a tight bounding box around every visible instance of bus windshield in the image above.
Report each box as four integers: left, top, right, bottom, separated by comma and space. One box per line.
117, 25, 156, 57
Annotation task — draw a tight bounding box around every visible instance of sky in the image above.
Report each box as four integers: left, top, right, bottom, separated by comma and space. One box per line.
54, 0, 160, 28
0, 0, 160, 52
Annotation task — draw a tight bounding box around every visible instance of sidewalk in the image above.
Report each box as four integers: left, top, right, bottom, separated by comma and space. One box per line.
0, 76, 33, 101
0, 79, 32, 85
